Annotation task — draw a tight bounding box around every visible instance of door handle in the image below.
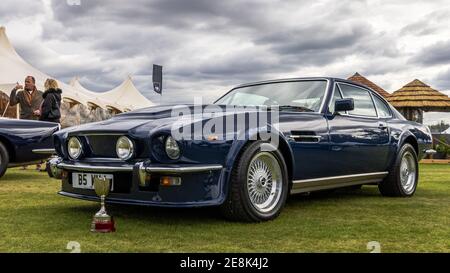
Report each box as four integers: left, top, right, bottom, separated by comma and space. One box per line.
378, 123, 388, 130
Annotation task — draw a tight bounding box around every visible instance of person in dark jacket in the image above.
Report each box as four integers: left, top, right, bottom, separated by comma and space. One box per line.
40, 78, 62, 123
9, 76, 44, 120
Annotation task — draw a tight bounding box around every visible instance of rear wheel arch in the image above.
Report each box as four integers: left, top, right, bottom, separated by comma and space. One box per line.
403, 135, 419, 156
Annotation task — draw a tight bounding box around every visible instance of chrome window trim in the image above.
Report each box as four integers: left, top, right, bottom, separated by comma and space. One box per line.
215, 78, 330, 114
318, 79, 331, 114
336, 82, 378, 119
370, 92, 393, 119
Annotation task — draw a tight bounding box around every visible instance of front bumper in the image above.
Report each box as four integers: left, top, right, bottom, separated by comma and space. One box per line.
49, 158, 226, 207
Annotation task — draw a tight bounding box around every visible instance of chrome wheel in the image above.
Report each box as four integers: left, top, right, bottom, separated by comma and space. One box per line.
400, 151, 417, 194
247, 152, 283, 213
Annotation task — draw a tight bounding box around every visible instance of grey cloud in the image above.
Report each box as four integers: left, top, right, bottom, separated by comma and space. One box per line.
0, 0, 44, 21
400, 8, 450, 36
432, 68, 450, 91
411, 40, 450, 66
5, 0, 445, 106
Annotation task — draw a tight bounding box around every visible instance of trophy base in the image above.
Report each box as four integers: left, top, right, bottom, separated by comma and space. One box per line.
91, 217, 115, 233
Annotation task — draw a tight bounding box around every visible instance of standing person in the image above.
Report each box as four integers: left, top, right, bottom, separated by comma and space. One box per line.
9, 76, 44, 170
9, 76, 43, 120
40, 79, 62, 123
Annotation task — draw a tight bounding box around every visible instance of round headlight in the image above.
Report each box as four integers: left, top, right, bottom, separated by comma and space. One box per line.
116, 136, 134, 160
68, 137, 82, 159
165, 136, 180, 160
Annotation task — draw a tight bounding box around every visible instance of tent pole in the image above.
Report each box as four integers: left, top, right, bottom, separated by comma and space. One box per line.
1, 101, 10, 117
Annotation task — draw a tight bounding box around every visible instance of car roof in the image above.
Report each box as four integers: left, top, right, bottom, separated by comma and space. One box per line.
233, 77, 370, 90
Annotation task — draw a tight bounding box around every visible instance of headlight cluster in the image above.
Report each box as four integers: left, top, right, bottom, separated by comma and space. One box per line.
165, 136, 181, 160
67, 137, 82, 159
67, 135, 179, 161
116, 136, 134, 160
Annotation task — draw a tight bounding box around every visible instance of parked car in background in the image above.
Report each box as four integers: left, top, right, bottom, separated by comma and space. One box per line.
48, 77, 434, 222
0, 118, 59, 178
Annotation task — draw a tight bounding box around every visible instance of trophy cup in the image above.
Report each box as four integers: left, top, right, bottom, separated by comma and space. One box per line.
91, 176, 115, 232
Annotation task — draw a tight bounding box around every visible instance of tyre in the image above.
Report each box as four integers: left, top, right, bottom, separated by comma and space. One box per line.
0, 141, 9, 179
379, 143, 418, 197
220, 141, 289, 222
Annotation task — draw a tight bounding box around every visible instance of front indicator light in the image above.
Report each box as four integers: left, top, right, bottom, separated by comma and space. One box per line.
160, 176, 182, 186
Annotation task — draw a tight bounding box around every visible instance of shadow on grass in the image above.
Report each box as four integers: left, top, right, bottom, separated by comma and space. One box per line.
1, 170, 49, 183
54, 186, 386, 224
57, 200, 225, 225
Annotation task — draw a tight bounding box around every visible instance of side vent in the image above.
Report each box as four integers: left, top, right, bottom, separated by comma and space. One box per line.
288, 131, 322, 143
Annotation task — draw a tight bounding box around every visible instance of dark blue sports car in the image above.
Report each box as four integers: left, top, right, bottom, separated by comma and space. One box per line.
48, 77, 434, 221
0, 118, 59, 178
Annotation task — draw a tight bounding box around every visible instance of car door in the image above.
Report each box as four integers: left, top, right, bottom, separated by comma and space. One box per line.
325, 83, 390, 176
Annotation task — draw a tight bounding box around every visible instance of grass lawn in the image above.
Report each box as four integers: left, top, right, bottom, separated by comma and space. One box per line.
0, 164, 448, 253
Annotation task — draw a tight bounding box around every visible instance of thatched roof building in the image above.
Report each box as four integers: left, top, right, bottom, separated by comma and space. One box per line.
388, 79, 450, 123
348, 72, 391, 98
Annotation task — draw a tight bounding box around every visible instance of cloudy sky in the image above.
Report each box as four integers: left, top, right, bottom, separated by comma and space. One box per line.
1, 0, 450, 124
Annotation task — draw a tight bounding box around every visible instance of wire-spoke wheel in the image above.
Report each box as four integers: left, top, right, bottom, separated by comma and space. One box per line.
247, 152, 283, 213
379, 143, 418, 197
220, 141, 289, 222
400, 151, 417, 194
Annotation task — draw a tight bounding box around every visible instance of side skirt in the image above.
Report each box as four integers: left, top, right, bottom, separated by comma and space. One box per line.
290, 172, 388, 194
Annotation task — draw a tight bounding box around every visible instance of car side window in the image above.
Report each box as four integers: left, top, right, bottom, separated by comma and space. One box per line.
328, 84, 343, 113
338, 84, 377, 117
372, 94, 392, 118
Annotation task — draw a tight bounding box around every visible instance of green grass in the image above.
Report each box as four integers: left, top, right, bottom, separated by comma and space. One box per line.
0, 164, 449, 253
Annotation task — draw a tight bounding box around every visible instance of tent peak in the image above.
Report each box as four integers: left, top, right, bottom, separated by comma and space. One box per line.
0, 26, 17, 55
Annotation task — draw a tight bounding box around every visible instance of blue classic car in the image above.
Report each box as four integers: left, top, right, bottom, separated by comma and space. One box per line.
48, 77, 433, 221
0, 118, 59, 178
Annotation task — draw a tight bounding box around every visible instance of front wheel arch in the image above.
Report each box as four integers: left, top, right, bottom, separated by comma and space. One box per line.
220, 140, 289, 222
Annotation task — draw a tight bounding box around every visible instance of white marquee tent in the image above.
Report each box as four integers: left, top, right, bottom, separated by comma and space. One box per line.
70, 76, 155, 112
0, 26, 154, 113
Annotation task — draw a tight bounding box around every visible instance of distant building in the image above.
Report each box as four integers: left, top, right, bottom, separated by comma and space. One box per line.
388, 79, 450, 124
348, 72, 391, 98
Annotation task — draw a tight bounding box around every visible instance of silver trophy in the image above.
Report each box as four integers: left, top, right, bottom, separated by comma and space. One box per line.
91, 176, 115, 232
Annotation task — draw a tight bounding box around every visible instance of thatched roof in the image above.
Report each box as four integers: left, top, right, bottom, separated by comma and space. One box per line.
387, 79, 450, 112
348, 72, 391, 98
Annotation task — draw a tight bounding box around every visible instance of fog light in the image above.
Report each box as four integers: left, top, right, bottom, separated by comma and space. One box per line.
160, 176, 182, 186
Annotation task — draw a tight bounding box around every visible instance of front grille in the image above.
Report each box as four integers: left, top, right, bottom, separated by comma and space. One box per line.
86, 135, 120, 158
